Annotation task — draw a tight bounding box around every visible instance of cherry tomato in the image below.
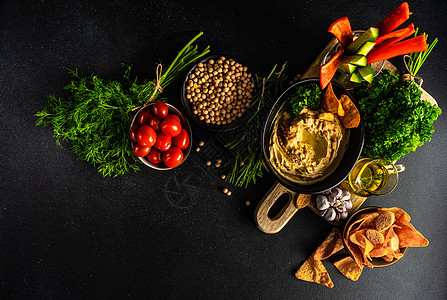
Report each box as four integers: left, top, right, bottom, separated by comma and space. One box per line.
160, 117, 182, 137
137, 125, 157, 147
163, 147, 184, 168
133, 144, 151, 157
173, 129, 190, 150
147, 148, 162, 164
138, 109, 152, 126
148, 116, 161, 131
152, 102, 169, 118
154, 132, 172, 152
164, 114, 181, 123
130, 125, 140, 143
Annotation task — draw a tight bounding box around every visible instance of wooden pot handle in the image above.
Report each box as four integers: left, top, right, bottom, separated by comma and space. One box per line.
254, 182, 299, 234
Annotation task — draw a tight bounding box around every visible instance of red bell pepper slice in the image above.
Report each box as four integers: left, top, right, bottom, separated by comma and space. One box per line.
375, 23, 415, 45
366, 35, 427, 64
320, 47, 344, 90
375, 2, 412, 36
368, 23, 415, 60
328, 17, 354, 48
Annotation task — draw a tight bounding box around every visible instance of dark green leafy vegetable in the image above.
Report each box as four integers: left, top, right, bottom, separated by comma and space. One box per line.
288, 83, 323, 116
355, 69, 441, 161
36, 32, 210, 176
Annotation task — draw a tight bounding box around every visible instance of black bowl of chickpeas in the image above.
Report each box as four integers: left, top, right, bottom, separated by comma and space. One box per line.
181, 55, 256, 131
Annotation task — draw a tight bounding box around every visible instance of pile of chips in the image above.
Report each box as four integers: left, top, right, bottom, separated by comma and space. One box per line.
322, 82, 360, 128
344, 207, 429, 268
295, 207, 429, 288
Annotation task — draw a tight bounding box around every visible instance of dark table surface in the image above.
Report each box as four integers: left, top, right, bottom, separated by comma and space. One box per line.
1, 0, 446, 299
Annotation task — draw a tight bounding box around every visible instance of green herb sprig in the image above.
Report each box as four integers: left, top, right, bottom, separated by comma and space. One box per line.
36, 32, 210, 177
225, 64, 288, 187
288, 83, 322, 116
409, 28, 438, 76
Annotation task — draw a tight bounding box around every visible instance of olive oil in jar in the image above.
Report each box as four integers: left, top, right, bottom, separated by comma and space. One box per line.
346, 158, 403, 196
355, 162, 389, 192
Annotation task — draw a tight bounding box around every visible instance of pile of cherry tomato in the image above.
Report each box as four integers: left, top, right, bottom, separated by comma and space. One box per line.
130, 102, 190, 168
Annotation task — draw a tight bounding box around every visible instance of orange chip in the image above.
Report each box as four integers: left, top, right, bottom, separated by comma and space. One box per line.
349, 230, 374, 268
345, 238, 364, 268
378, 207, 411, 223
358, 212, 380, 229
313, 228, 344, 260
295, 255, 334, 288
345, 207, 429, 267
322, 83, 345, 117
394, 219, 429, 247
370, 246, 394, 258
338, 94, 360, 128
333, 256, 364, 281
345, 217, 365, 240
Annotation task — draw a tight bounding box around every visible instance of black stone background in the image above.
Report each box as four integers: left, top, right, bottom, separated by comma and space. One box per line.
1, 0, 446, 299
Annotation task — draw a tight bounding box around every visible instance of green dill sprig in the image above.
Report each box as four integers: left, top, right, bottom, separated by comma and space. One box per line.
36, 32, 210, 177
225, 63, 288, 187
409, 28, 438, 76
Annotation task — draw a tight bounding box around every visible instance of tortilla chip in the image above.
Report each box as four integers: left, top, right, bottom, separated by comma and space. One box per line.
313, 228, 344, 260
358, 212, 380, 229
349, 230, 374, 268
322, 83, 345, 117
370, 246, 395, 258
333, 256, 364, 281
295, 255, 334, 288
378, 207, 411, 223
394, 219, 429, 247
338, 94, 360, 128
345, 239, 364, 268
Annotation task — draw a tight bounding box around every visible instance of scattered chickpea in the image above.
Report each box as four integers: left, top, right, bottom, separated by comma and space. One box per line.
223, 188, 228, 193
221, 174, 226, 180
195, 147, 200, 152
226, 191, 232, 196
216, 158, 222, 164
206, 161, 211, 166
199, 140, 205, 146
215, 163, 221, 168
245, 201, 251, 206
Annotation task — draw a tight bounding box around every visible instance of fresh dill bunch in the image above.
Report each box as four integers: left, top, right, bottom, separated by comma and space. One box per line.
36, 32, 210, 177
225, 63, 288, 187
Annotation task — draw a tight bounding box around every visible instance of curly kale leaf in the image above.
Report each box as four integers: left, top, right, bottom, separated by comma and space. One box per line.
355, 69, 442, 161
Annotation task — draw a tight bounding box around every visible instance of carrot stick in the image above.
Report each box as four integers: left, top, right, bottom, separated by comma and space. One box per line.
375, 2, 412, 36
366, 35, 427, 64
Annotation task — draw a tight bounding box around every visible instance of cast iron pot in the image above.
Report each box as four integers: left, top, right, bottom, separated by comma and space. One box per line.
254, 78, 364, 234
261, 78, 365, 194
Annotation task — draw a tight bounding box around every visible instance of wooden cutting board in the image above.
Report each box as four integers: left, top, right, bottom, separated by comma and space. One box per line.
254, 38, 438, 234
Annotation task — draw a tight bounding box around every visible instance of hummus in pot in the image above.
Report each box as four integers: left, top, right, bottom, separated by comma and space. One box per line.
269, 107, 349, 184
